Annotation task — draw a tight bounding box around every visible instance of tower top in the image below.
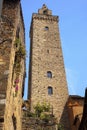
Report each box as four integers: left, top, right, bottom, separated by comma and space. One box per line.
38, 4, 52, 15
42, 4, 48, 9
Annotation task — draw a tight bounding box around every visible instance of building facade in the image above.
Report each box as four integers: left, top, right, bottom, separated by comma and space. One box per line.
0, 0, 25, 130
78, 88, 87, 130
67, 95, 84, 130
28, 4, 70, 130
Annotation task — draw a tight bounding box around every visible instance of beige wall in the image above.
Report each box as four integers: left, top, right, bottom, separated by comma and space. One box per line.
68, 96, 84, 130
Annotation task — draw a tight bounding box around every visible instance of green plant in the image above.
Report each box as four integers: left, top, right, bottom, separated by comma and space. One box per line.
25, 111, 36, 117
16, 45, 26, 59
40, 113, 50, 122
58, 123, 64, 130
14, 46, 25, 73
34, 103, 43, 117
14, 38, 26, 59
42, 102, 50, 112
14, 38, 21, 47
13, 52, 21, 74
34, 102, 50, 118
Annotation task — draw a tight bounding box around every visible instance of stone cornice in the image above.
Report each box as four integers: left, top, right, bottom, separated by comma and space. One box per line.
32, 13, 59, 22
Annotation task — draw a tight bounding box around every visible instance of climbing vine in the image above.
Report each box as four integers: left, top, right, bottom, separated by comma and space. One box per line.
13, 38, 26, 97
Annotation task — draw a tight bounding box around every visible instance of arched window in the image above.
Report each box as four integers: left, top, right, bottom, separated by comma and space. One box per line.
48, 86, 53, 95
47, 71, 52, 78
43, 10, 48, 15
44, 26, 49, 31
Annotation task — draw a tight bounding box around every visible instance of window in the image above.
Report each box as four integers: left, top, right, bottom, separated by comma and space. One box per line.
44, 26, 49, 31
47, 50, 49, 53
47, 71, 52, 78
0, 118, 4, 123
48, 86, 53, 95
43, 10, 47, 14
16, 27, 20, 38
12, 114, 17, 130
0, 0, 3, 17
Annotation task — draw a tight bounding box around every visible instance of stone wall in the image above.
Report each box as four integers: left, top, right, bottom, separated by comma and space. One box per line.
22, 117, 57, 130
28, 5, 70, 130
67, 96, 84, 130
0, 0, 25, 130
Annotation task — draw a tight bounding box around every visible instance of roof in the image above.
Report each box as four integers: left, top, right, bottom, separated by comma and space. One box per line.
69, 95, 84, 99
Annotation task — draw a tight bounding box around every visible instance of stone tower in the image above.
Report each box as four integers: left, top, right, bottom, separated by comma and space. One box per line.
0, 0, 25, 130
29, 4, 70, 129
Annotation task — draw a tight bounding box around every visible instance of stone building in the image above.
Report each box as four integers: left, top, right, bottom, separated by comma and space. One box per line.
0, 0, 25, 130
0, 1, 86, 130
67, 95, 84, 130
78, 88, 87, 130
28, 4, 70, 130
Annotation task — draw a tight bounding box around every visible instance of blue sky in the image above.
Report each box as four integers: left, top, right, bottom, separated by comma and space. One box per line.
21, 0, 87, 99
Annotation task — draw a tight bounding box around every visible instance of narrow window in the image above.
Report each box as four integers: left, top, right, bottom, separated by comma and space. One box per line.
48, 86, 53, 95
44, 26, 49, 31
47, 50, 49, 53
12, 114, 17, 130
16, 27, 20, 38
47, 71, 52, 78
0, 0, 3, 18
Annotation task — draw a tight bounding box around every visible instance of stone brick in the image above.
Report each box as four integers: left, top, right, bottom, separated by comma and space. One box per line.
0, 0, 25, 130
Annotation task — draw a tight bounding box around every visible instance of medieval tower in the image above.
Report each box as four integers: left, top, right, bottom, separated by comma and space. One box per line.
0, 0, 25, 130
29, 4, 70, 130
0, 1, 85, 130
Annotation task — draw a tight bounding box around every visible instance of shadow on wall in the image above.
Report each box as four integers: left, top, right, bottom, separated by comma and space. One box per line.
61, 96, 83, 130
59, 101, 70, 130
